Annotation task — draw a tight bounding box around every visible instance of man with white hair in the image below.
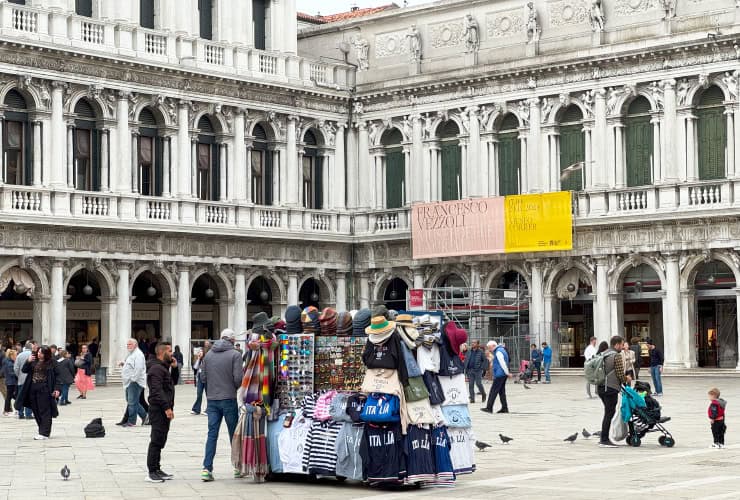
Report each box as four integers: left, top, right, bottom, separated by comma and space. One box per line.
199, 329, 243, 482
120, 338, 147, 427
481, 340, 512, 414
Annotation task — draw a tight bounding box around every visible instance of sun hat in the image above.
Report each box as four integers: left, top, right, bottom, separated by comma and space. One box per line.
365, 316, 396, 336
445, 321, 468, 356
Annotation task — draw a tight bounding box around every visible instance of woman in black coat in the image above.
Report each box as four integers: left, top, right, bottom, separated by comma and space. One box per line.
20, 346, 60, 440
54, 349, 76, 405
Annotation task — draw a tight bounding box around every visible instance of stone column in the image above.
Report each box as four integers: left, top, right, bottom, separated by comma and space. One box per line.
681, 289, 698, 369
191, 137, 198, 198
336, 272, 347, 311
528, 98, 542, 192
50, 82, 67, 188
518, 134, 528, 193
219, 142, 228, 201
735, 289, 740, 370
662, 79, 677, 181
323, 151, 331, 209
245, 143, 253, 204
359, 273, 370, 309
595, 259, 611, 342
116, 91, 131, 194
490, 138, 499, 195
413, 267, 425, 289
548, 132, 560, 191
115, 264, 131, 365
334, 124, 346, 210
131, 131, 139, 193
411, 114, 424, 203
686, 116, 697, 181
614, 123, 625, 188
529, 261, 544, 341
726, 107, 736, 179
178, 101, 191, 197
233, 110, 246, 202
162, 135, 171, 197
233, 268, 246, 334
542, 294, 555, 345
403, 145, 412, 205
99, 129, 109, 192
32, 120, 42, 187
357, 122, 371, 208
66, 122, 74, 188
467, 106, 481, 197
176, 266, 191, 362
593, 89, 607, 188
346, 124, 359, 209
662, 253, 683, 368
287, 271, 298, 305
651, 117, 662, 183
50, 260, 65, 349
583, 126, 593, 189
609, 291, 624, 341
286, 116, 299, 207
459, 140, 468, 198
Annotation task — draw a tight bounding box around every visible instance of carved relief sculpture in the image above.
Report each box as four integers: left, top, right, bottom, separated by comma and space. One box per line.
406, 25, 422, 62
526, 2, 541, 43
353, 37, 370, 71
590, 0, 606, 32
676, 78, 691, 106
660, 0, 676, 19
464, 14, 480, 53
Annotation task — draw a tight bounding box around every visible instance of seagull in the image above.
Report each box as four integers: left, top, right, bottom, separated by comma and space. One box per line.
560, 161, 585, 182
475, 440, 492, 451
60, 465, 70, 481
499, 434, 513, 444
582, 428, 592, 439
523, 383, 531, 390
564, 433, 578, 444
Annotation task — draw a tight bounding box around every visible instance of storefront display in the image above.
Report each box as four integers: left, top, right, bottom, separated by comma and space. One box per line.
314, 336, 365, 391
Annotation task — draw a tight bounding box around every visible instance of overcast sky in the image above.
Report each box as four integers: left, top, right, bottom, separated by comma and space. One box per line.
295, 0, 430, 15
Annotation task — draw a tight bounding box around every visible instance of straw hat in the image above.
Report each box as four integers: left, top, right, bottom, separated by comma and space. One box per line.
365, 315, 396, 336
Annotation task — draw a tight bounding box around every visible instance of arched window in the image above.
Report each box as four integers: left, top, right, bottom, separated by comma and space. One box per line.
73, 99, 101, 191
559, 105, 585, 192
625, 97, 653, 187
137, 107, 164, 196
438, 120, 461, 201
140, 0, 155, 29
381, 128, 404, 209
697, 86, 727, 181
302, 130, 322, 209
197, 116, 219, 201
3, 90, 31, 186
198, 0, 213, 40
251, 123, 273, 205
497, 113, 520, 196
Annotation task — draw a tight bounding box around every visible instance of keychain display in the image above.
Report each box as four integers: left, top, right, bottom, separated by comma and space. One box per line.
277, 333, 314, 412
315, 336, 366, 391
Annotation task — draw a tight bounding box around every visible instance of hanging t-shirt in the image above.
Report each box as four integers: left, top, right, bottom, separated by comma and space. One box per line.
303, 420, 343, 476
430, 405, 448, 426
278, 415, 312, 474
405, 398, 436, 425
422, 372, 446, 405
416, 344, 440, 374
335, 422, 364, 481
432, 426, 456, 487
359, 422, 406, 483
440, 405, 472, 428
346, 393, 367, 423
266, 414, 286, 473
404, 425, 435, 483
439, 374, 468, 406
448, 427, 476, 475
362, 333, 409, 385
329, 393, 352, 422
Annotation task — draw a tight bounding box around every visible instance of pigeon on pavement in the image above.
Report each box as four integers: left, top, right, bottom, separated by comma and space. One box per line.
593, 431, 602, 437
564, 433, 578, 443
61, 465, 70, 481
582, 428, 592, 439
475, 440, 492, 451
499, 434, 513, 444
523, 383, 531, 390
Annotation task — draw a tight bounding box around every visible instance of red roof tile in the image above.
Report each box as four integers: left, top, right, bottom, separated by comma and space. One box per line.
298, 3, 399, 25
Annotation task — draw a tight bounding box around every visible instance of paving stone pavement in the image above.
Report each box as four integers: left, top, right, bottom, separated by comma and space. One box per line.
1, 376, 739, 500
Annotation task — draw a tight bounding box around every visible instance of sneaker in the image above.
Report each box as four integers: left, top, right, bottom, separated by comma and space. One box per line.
201, 469, 214, 482
233, 468, 244, 479
189, 411, 200, 415
480, 408, 493, 414
33, 435, 49, 440
711, 443, 719, 448
599, 442, 618, 448
155, 470, 173, 480
145, 472, 164, 483
718, 443, 725, 449
497, 409, 509, 414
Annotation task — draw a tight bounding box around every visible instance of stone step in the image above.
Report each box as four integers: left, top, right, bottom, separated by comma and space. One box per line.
549, 368, 740, 377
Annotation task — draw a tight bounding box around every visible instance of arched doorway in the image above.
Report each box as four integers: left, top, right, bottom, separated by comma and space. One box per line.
0, 268, 34, 347
247, 276, 274, 324
299, 277, 327, 310
131, 271, 165, 346
66, 269, 102, 358
552, 269, 593, 367
622, 264, 663, 367
487, 270, 529, 342
383, 278, 408, 311
694, 261, 737, 368
191, 274, 220, 340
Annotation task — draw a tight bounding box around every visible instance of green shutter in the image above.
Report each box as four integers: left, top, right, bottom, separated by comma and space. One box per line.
560, 125, 584, 192
441, 142, 461, 201
199, 0, 213, 40
625, 115, 653, 187
253, 0, 266, 50
697, 107, 726, 180
385, 149, 404, 209
315, 155, 323, 209
498, 133, 520, 196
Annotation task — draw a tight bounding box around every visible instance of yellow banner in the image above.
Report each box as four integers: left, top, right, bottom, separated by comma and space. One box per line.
504, 192, 573, 253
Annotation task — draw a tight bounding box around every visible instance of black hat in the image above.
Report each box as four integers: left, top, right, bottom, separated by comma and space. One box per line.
252, 312, 273, 334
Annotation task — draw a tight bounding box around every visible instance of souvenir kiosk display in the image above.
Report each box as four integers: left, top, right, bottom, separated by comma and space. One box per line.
315, 310, 367, 391
275, 306, 315, 412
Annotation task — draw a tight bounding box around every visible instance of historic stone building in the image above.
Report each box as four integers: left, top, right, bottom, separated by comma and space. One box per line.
1, 0, 740, 372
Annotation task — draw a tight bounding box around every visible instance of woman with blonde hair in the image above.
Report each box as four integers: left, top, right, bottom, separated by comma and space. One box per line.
2, 349, 18, 416
74, 344, 94, 399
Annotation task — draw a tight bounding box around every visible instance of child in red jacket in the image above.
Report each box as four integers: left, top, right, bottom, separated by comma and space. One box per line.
708, 387, 727, 449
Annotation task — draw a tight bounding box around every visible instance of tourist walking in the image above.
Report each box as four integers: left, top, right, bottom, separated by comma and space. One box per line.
54, 349, 75, 406
481, 340, 512, 414
647, 339, 664, 396
74, 344, 94, 399
20, 346, 60, 440
463, 340, 486, 403
2, 349, 18, 416
597, 336, 627, 448
121, 339, 148, 427
14, 340, 36, 418
145, 342, 177, 483
541, 342, 552, 383
584, 337, 598, 398
200, 330, 243, 482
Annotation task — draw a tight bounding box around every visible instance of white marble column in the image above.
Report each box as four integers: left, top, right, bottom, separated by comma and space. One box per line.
548, 132, 560, 191
100, 129, 109, 192
219, 142, 228, 201
287, 271, 298, 305
334, 124, 346, 209
178, 101, 191, 197
528, 98, 542, 192
162, 135, 171, 196
66, 122, 74, 188
584, 126, 593, 189
346, 124, 359, 209
336, 273, 347, 311
609, 291, 624, 341
233, 268, 246, 334
529, 261, 544, 340
518, 134, 528, 193
115, 264, 131, 365
116, 92, 131, 193
176, 267, 191, 362
359, 273, 370, 309
403, 145, 411, 205
50, 260, 65, 349
593, 89, 607, 188
275, 147, 284, 204
490, 138, 499, 195
651, 118, 662, 183
50, 82, 67, 188
662, 79, 677, 181
233, 111, 246, 202
687, 116, 698, 181
322, 151, 331, 209
662, 253, 683, 368
467, 106, 481, 197
413, 267, 425, 289
681, 289, 698, 369
245, 143, 253, 204
357, 122, 371, 208
286, 116, 299, 207
614, 123, 625, 188
595, 259, 611, 342
131, 132, 139, 193
190, 137, 198, 198
460, 141, 468, 199
411, 114, 424, 203
32, 120, 42, 186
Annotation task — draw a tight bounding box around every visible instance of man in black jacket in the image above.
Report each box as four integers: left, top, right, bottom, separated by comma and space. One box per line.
464, 340, 486, 403
145, 342, 178, 483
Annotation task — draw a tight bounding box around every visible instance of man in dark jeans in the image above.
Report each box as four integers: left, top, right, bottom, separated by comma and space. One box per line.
481, 340, 512, 414
145, 342, 178, 483
464, 340, 486, 403
597, 336, 627, 448
530, 343, 542, 383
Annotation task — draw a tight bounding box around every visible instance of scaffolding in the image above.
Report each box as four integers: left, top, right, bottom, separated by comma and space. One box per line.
407, 287, 533, 369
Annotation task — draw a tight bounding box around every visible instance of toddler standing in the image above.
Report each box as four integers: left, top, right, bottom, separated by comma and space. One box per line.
708, 387, 727, 449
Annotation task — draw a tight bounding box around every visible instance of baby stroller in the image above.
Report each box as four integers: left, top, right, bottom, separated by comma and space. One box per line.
515, 360, 534, 384
622, 382, 675, 448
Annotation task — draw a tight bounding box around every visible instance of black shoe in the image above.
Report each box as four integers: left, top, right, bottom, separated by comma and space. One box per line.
497, 409, 509, 414
115, 421, 126, 426
470, 399, 475, 404
145, 472, 164, 483
142, 414, 151, 426
480, 408, 493, 414
155, 470, 173, 480
17, 415, 24, 420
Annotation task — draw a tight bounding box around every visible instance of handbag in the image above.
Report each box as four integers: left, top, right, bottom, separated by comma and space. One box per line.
74, 358, 84, 368
360, 393, 400, 423
610, 394, 627, 442
403, 376, 430, 403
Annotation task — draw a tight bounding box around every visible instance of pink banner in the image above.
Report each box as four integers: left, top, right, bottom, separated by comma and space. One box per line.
412, 197, 505, 259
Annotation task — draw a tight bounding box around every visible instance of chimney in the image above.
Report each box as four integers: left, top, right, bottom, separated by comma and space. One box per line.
351, 3, 359, 11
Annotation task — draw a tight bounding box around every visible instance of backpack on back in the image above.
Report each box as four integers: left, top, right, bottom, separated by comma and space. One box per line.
584, 352, 608, 385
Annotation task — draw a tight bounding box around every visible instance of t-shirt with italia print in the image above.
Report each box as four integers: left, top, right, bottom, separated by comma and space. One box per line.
404, 425, 436, 483
359, 422, 406, 483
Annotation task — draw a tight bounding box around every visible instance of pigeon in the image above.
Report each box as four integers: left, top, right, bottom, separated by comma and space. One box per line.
593, 431, 602, 437
499, 434, 513, 444
582, 428, 592, 439
60, 465, 70, 481
475, 440, 492, 451
563, 433, 578, 444
523, 383, 531, 390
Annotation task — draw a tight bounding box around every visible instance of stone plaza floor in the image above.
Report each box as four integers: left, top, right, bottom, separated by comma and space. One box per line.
1, 375, 739, 500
